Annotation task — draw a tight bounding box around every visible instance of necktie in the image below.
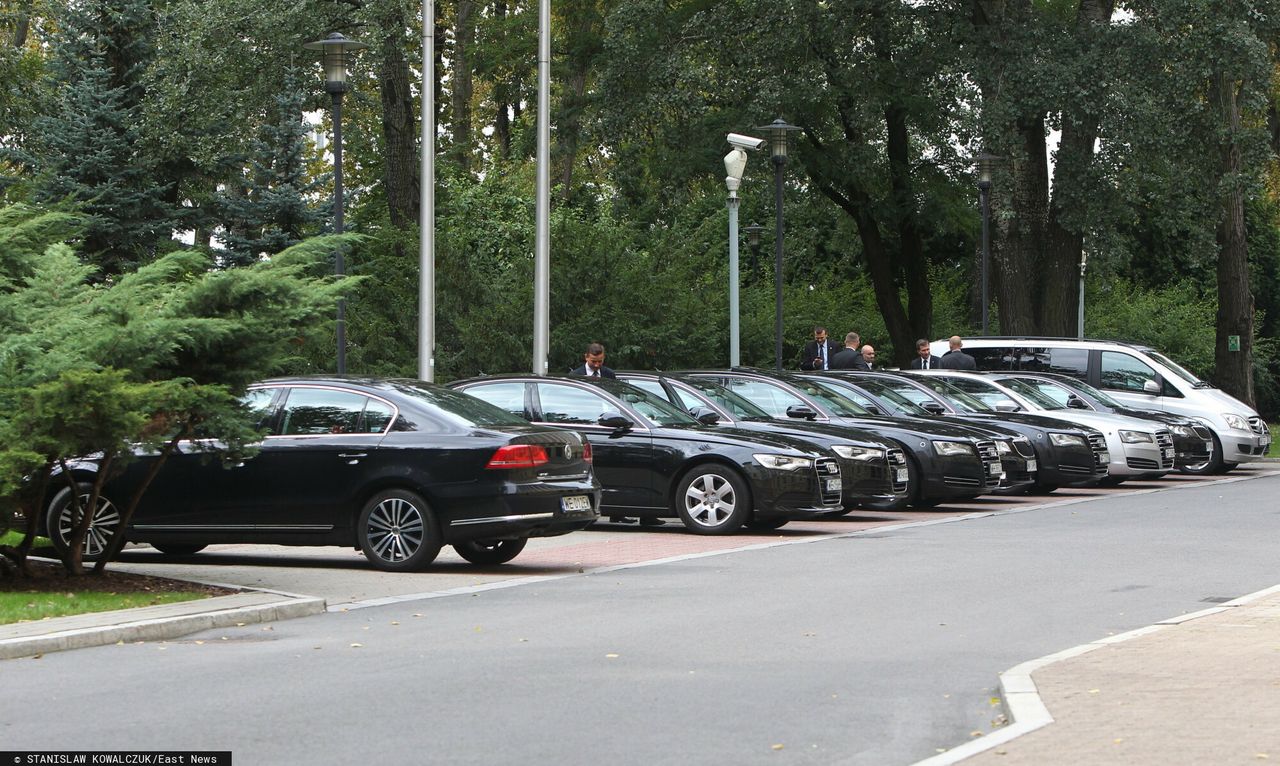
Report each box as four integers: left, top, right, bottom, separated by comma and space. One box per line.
924, 358, 929, 370
820, 344, 827, 370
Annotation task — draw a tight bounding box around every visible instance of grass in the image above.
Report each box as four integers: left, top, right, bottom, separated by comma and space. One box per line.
0, 590, 210, 625
1270, 423, 1279, 458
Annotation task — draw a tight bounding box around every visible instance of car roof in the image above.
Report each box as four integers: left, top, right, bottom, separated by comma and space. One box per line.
937, 336, 1155, 352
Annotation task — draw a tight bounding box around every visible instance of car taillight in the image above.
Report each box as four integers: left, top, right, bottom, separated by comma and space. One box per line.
582, 441, 592, 464
485, 444, 549, 469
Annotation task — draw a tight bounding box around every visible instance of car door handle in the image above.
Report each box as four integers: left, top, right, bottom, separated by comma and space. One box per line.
339, 452, 367, 464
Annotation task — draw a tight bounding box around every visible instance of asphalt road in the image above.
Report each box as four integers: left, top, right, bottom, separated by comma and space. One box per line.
3, 468, 1278, 765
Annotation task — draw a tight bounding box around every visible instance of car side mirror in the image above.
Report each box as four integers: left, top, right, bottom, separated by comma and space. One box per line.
597, 412, 634, 430
994, 400, 1020, 412
922, 401, 945, 415
1142, 379, 1160, 395
785, 404, 818, 420
690, 407, 720, 425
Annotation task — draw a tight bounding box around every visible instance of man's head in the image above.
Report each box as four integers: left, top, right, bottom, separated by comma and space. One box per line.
916, 338, 931, 358
844, 332, 861, 350
583, 342, 606, 372
861, 345, 876, 364
812, 326, 828, 344
948, 335, 963, 351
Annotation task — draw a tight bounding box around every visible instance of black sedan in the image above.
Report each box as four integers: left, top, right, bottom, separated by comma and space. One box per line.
990, 372, 1217, 474
450, 375, 845, 533
681, 370, 1003, 507
814, 371, 1108, 491
45, 378, 601, 570
615, 371, 912, 510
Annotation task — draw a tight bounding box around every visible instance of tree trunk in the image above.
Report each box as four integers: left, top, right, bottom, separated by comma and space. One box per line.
451, 0, 475, 175
884, 101, 931, 349
492, 0, 511, 160
996, 115, 1049, 335
1210, 72, 1255, 408
376, 12, 419, 230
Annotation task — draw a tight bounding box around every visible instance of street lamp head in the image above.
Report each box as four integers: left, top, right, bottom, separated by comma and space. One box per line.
744, 223, 764, 248
755, 118, 801, 161
975, 151, 1000, 189
304, 32, 368, 94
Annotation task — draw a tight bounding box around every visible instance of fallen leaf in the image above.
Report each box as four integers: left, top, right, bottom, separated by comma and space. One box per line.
195, 640, 205, 645
771, 744, 784, 751
606, 653, 620, 658
970, 731, 984, 738
350, 643, 363, 648
391, 621, 400, 626
1089, 689, 1101, 694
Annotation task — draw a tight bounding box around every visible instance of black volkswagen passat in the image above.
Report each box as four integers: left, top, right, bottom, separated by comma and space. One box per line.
803, 373, 1038, 494
449, 375, 844, 534
45, 378, 600, 571
682, 370, 1003, 507
615, 371, 912, 511
812, 371, 1108, 493
991, 372, 1216, 475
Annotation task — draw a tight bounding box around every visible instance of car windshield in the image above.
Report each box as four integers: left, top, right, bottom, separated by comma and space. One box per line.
810, 377, 901, 414
856, 379, 936, 417
1008, 378, 1084, 409
614, 385, 700, 426
682, 378, 774, 419
911, 377, 992, 413
1148, 351, 1208, 387
794, 379, 873, 416
389, 381, 529, 427
1059, 377, 1125, 409
995, 378, 1066, 410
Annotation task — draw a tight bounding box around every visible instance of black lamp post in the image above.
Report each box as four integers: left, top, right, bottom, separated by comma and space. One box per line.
304, 32, 367, 374
757, 118, 801, 370
744, 223, 764, 279
975, 152, 998, 336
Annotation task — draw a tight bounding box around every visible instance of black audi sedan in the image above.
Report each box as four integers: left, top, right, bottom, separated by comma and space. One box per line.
45, 378, 600, 571
989, 372, 1217, 474
681, 370, 1003, 507
449, 374, 844, 533
614, 371, 911, 510
812, 371, 1107, 492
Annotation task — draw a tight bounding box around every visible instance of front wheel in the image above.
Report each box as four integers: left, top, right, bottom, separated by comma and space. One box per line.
674, 465, 751, 535
1179, 433, 1224, 475
357, 489, 443, 572
453, 537, 528, 566
46, 483, 121, 561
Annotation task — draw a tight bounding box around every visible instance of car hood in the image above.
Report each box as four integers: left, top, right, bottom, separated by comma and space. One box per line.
654, 423, 833, 457
1018, 408, 1165, 434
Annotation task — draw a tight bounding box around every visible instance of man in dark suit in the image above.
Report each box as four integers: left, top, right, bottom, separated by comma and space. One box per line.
937, 335, 977, 370
909, 338, 942, 370
569, 342, 616, 378
800, 326, 843, 370
830, 332, 869, 370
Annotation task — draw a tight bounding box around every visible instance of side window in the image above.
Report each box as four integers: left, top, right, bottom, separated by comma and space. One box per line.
1013, 347, 1050, 371
721, 379, 804, 417
241, 388, 280, 431
460, 382, 528, 418
361, 399, 396, 434
671, 388, 704, 413
534, 383, 612, 425
945, 378, 1009, 408
627, 379, 670, 401
968, 347, 1012, 371
1099, 352, 1158, 393
278, 388, 369, 435
1047, 348, 1089, 378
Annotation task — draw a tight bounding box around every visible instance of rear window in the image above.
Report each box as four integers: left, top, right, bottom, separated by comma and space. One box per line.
393, 382, 530, 428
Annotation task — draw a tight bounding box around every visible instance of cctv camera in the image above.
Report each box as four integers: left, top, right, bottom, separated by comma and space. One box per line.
727, 133, 766, 151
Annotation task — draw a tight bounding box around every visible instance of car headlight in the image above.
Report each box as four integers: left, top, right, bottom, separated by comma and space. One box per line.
831, 445, 883, 461
995, 440, 1012, 454
1049, 433, 1086, 447
932, 441, 974, 456
1170, 424, 1192, 437
754, 453, 815, 471
1223, 413, 1249, 430
1119, 430, 1154, 444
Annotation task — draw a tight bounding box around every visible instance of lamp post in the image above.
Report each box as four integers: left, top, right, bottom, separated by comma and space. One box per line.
420, 2, 436, 381
757, 118, 801, 370
975, 152, 998, 336
1078, 251, 1087, 340
724, 135, 763, 368
304, 32, 367, 375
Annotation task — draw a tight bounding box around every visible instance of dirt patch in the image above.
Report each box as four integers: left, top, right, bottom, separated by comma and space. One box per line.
0, 557, 238, 597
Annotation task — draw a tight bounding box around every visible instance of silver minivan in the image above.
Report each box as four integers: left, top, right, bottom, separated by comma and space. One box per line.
930, 337, 1271, 473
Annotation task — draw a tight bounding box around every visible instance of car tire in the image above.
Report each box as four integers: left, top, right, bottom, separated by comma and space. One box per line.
46, 483, 120, 561
151, 544, 207, 555
745, 517, 789, 530
357, 489, 443, 572
1180, 433, 1224, 475
674, 465, 751, 535
453, 537, 528, 566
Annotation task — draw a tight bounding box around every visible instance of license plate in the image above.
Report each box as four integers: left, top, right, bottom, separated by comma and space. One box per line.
561, 495, 591, 512
1204, 440, 1214, 453
825, 478, 842, 493
1026, 459, 1037, 472
988, 462, 1002, 476
1098, 451, 1110, 463
896, 468, 909, 483
1162, 447, 1174, 460
1263, 434, 1273, 447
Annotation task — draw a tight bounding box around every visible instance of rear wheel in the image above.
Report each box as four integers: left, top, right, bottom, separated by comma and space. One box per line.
453, 537, 528, 565
674, 465, 751, 535
1179, 433, 1224, 475
46, 483, 120, 561
357, 489, 442, 571
151, 544, 207, 555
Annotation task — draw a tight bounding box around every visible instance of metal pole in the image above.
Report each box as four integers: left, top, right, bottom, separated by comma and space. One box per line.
979, 181, 991, 336
332, 90, 346, 374
773, 156, 786, 371
531, 0, 551, 375
728, 195, 740, 367
1078, 255, 1087, 341
419, 0, 435, 381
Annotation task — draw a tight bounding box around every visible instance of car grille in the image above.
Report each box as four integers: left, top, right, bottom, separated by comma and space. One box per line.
976, 440, 1001, 488
1249, 416, 1267, 436
1088, 433, 1109, 474
1126, 456, 1161, 470
1192, 424, 1212, 440
887, 448, 909, 493
1156, 429, 1174, 469
1012, 438, 1035, 458
815, 457, 842, 506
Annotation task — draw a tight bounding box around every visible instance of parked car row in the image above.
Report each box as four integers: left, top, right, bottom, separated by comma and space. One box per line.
41, 339, 1263, 569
